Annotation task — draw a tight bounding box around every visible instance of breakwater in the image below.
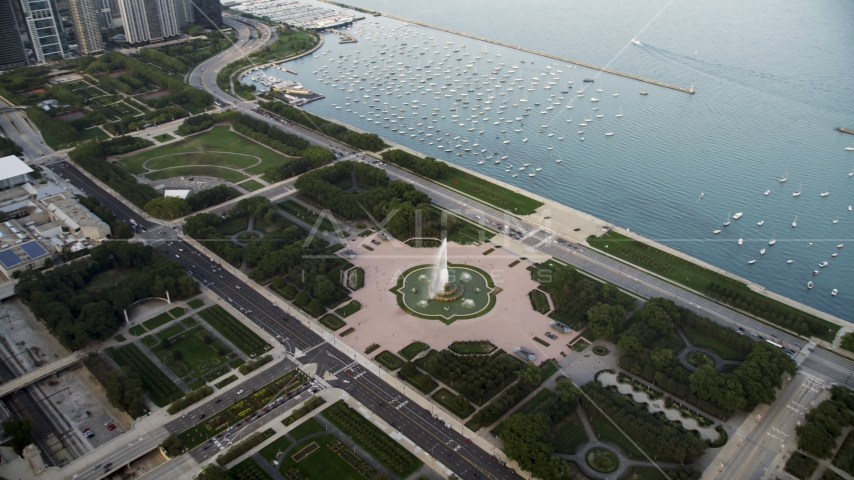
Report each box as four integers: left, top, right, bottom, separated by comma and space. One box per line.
319, 0, 695, 94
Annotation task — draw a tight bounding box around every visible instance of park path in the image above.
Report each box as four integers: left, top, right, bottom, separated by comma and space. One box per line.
231, 215, 266, 247
555, 403, 682, 480
597, 372, 720, 441
139, 151, 263, 173
675, 327, 744, 373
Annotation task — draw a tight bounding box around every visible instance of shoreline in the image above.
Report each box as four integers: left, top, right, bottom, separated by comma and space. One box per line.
282, 94, 851, 331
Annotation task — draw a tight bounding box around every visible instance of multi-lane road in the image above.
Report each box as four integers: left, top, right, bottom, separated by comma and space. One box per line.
46, 161, 518, 480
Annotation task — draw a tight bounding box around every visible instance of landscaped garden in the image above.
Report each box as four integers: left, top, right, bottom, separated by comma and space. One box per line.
322, 401, 422, 477
375, 351, 404, 371
319, 314, 346, 331
587, 448, 619, 473
107, 344, 183, 407
334, 300, 362, 318
432, 388, 475, 418
528, 289, 550, 314
149, 324, 236, 383
198, 305, 270, 357
399, 341, 429, 360
120, 126, 295, 179
276, 433, 373, 480
177, 369, 307, 449
448, 340, 496, 355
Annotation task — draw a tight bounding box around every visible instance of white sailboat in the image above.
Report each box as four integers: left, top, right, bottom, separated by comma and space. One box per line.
792, 215, 798, 228
793, 182, 802, 197
724, 212, 731, 227
616, 107, 623, 118
769, 234, 776, 246
779, 172, 788, 183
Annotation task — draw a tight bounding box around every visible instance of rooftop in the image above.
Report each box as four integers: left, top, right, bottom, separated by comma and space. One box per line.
0, 156, 33, 183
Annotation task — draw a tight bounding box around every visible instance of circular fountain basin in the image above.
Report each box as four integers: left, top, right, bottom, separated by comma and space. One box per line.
395, 264, 496, 321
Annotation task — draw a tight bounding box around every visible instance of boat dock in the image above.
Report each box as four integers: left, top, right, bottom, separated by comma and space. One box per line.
319, 0, 694, 95
838, 127, 854, 136
327, 28, 357, 43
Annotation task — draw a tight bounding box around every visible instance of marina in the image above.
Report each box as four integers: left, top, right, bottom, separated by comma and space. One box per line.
243, 0, 854, 319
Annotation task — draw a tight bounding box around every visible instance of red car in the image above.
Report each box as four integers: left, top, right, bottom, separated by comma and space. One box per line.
106, 424, 116, 431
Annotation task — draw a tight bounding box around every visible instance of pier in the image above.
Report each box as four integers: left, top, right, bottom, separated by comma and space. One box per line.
838, 127, 854, 136
319, 1, 694, 94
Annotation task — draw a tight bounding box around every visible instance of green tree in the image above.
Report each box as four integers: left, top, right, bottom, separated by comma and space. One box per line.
3, 417, 34, 455
517, 362, 541, 387
617, 335, 643, 356
555, 380, 581, 404
144, 197, 191, 220
161, 434, 185, 457
302, 145, 335, 169
588, 303, 625, 339
294, 290, 310, 307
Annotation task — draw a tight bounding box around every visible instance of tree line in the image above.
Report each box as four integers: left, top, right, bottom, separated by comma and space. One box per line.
540, 264, 635, 334
68, 137, 160, 209
294, 161, 446, 240
582, 382, 708, 463
84, 354, 147, 418
15, 242, 197, 350
706, 281, 830, 338
258, 99, 385, 151
796, 386, 854, 459
422, 350, 522, 402
617, 298, 796, 415
77, 195, 134, 239
380, 149, 450, 179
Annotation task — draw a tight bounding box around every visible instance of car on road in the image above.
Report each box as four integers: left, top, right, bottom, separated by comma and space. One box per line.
103, 463, 113, 470
199, 414, 206, 420
448, 453, 456, 460
237, 389, 244, 395
216, 399, 222, 403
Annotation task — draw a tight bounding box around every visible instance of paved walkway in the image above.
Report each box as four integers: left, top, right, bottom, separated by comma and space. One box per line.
556, 404, 681, 480
598, 372, 720, 441
675, 327, 744, 373
231, 215, 266, 246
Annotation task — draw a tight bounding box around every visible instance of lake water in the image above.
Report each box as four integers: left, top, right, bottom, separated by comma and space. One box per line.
243, 0, 854, 320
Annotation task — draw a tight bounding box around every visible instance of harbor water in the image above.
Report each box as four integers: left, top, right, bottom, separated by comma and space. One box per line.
243, 0, 854, 320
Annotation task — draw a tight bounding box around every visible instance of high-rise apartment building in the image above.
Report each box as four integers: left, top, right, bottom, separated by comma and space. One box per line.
174, 0, 194, 27
190, 0, 222, 29
68, 0, 104, 54
117, 0, 179, 44
20, 0, 69, 63
0, 0, 28, 69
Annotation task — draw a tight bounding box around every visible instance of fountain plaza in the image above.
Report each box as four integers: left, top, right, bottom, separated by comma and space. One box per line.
336, 234, 581, 360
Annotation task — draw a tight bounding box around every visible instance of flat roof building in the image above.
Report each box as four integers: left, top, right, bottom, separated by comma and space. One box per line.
0, 156, 34, 191
0, 219, 52, 277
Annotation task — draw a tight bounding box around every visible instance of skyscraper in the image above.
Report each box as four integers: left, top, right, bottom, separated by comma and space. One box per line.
117, 0, 179, 44
190, 0, 222, 29
174, 0, 194, 28
68, 0, 105, 54
0, 0, 28, 69
19, 0, 69, 63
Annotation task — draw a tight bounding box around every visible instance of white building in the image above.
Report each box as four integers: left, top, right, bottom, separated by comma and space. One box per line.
118, 0, 180, 44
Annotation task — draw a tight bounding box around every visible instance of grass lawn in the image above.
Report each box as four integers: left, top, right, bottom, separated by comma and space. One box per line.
436, 166, 543, 215
188, 298, 205, 309
143, 312, 174, 331
121, 126, 292, 174
683, 326, 747, 361
432, 388, 475, 418
288, 418, 326, 439
572, 340, 590, 352
494, 389, 556, 435
107, 344, 182, 407
198, 305, 270, 356
114, 334, 127, 343
448, 341, 496, 355
229, 457, 274, 480
155, 323, 185, 340
335, 300, 361, 318
215, 374, 238, 389
145, 165, 249, 183
171, 335, 222, 371
217, 215, 249, 235
38, 126, 110, 150
129, 325, 147, 336
153, 133, 175, 142
549, 411, 588, 454
238, 179, 265, 192
586, 407, 678, 461
277, 434, 369, 480
258, 434, 292, 464
322, 401, 422, 477
399, 341, 429, 360
786, 451, 819, 479
319, 314, 346, 331
169, 307, 186, 318
589, 231, 839, 341
279, 200, 337, 233
540, 360, 561, 382
375, 351, 404, 370
529, 289, 550, 313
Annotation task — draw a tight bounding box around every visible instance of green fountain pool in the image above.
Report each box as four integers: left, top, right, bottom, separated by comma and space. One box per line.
394, 264, 496, 323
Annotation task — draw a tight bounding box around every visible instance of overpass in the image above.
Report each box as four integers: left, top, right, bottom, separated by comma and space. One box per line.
0, 105, 26, 112
0, 347, 92, 398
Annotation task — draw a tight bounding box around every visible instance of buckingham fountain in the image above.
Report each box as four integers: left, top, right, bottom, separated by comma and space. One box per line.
393, 239, 496, 322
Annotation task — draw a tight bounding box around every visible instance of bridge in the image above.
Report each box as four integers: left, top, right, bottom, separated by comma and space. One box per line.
0, 348, 92, 398
0, 105, 27, 112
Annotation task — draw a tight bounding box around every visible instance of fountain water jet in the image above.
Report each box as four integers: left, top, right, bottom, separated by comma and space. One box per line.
429, 239, 450, 297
